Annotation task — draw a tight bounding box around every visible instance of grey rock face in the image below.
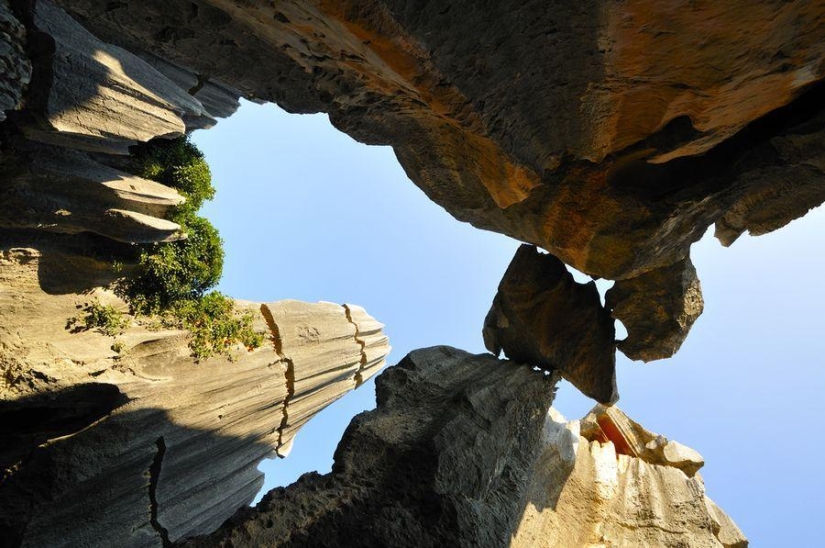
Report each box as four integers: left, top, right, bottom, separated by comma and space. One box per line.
484, 245, 617, 404
0, 143, 186, 243
20, 0, 212, 155
607, 257, 704, 362
53, 0, 825, 282
181, 347, 559, 548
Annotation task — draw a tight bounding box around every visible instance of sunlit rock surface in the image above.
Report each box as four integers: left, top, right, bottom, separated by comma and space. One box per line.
2, 1, 822, 545
513, 407, 747, 548
19, 0, 212, 154
0, 247, 390, 548
180, 352, 743, 548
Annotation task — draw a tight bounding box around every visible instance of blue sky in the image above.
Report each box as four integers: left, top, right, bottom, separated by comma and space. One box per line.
194, 100, 824, 546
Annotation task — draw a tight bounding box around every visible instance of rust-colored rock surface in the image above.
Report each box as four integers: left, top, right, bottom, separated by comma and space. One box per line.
483, 244, 617, 404
54, 0, 825, 282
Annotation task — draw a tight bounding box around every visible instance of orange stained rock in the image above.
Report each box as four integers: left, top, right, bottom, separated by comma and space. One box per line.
586, 0, 825, 162
312, 0, 541, 208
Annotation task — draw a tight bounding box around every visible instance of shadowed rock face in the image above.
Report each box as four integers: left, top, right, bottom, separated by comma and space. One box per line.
607, 257, 704, 362
0, 2, 818, 545
483, 244, 617, 404
180, 347, 560, 548
179, 353, 745, 548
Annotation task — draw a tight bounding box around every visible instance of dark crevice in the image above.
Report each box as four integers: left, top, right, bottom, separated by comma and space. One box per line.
0, 383, 129, 474
148, 436, 171, 547
605, 78, 825, 201
343, 304, 368, 388
188, 73, 209, 96
260, 305, 295, 459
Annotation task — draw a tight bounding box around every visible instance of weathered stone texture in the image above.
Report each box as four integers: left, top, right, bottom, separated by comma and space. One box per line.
607, 257, 704, 362
181, 347, 559, 548
21, 0, 212, 154
54, 0, 825, 281
484, 244, 617, 404
0, 247, 390, 548
512, 408, 748, 548
0, 0, 31, 120
0, 144, 186, 243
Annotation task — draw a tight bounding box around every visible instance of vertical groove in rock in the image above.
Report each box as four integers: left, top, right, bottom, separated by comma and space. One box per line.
149, 436, 171, 548
260, 304, 295, 459
343, 304, 368, 388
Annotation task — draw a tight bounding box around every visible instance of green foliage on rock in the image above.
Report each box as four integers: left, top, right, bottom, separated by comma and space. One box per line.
124, 214, 224, 314
118, 137, 262, 360
167, 293, 264, 360
130, 136, 215, 213
76, 300, 128, 336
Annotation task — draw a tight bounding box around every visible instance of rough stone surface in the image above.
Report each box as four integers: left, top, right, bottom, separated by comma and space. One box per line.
579, 404, 705, 478
137, 51, 242, 125
20, 0, 213, 154
180, 347, 559, 548
512, 408, 747, 548
0, 0, 31, 120
0, 247, 390, 548
484, 244, 617, 404
607, 257, 704, 362
0, 143, 186, 243
55, 0, 825, 281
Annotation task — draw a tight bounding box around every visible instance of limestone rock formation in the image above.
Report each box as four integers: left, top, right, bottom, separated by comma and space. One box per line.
484, 244, 617, 404
180, 352, 743, 548
136, 51, 243, 124
181, 347, 559, 548
607, 257, 704, 362
0, 247, 390, 548
513, 408, 747, 548
0, 143, 186, 243
55, 0, 825, 282
20, 0, 212, 155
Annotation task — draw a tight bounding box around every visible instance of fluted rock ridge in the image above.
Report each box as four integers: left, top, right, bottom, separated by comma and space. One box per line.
0, 247, 390, 548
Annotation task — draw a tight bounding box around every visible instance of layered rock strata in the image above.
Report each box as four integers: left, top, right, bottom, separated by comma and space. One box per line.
181, 347, 559, 548
0, 247, 390, 548
513, 407, 748, 548
0, 0, 240, 246
483, 244, 617, 404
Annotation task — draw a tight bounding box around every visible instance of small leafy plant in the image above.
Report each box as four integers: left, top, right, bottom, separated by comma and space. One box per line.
165, 293, 264, 360
74, 300, 128, 336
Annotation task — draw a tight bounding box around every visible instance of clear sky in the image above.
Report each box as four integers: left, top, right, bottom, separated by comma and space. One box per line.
194, 99, 824, 546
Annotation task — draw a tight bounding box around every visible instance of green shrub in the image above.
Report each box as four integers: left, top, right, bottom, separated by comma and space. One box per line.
167, 293, 264, 360
77, 300, 128, 336
131, 137, 215, 213
123, 214, 224, 314
117, 137, 262, 360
